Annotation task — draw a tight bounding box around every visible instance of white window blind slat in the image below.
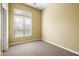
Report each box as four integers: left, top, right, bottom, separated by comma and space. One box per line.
14, 8, 32, 17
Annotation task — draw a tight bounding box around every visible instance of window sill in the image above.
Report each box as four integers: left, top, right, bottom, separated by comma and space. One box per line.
14, 34, 32, 38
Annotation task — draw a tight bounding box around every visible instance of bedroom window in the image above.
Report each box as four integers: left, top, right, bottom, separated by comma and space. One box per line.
14, 8, 32, 37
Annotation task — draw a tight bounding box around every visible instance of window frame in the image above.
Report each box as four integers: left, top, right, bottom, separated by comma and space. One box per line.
13, 9, 32, 37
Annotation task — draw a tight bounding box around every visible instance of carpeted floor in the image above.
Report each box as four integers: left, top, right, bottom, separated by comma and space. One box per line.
3, 40, 78, 56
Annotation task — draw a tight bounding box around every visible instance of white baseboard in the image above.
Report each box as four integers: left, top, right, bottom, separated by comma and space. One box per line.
42, 39, 79, 55
9, 38, 41, 46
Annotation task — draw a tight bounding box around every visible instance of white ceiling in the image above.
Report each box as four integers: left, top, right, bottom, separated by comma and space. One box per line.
25, 3, 50, 10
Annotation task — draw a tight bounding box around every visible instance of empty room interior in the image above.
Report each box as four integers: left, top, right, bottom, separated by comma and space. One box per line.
0, 3, 79, 56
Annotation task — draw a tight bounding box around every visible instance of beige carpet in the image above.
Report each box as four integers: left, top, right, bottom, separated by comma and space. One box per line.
3, 40, 78, 56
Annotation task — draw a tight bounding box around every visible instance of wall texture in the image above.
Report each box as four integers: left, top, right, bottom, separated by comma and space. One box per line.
42, 4, 79, 53
9, 3, 41, 44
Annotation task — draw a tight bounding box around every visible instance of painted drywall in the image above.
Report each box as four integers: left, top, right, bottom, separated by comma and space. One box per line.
0, 4, 1, 55
42, 4, 79, 53
9, 3, 41, 44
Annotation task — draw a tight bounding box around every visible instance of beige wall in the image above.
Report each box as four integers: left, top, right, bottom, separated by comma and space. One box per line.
9, 3, 41, 44
42, 4, 79, 53
0, 4, 1, 55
